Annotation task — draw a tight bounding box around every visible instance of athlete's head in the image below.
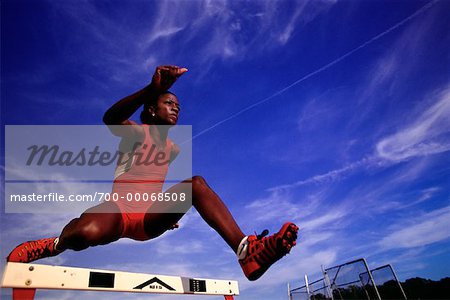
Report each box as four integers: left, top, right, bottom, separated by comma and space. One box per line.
140, 91, 180, 126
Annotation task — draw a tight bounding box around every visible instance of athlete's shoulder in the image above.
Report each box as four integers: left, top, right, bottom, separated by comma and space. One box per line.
106, 120, 145, 140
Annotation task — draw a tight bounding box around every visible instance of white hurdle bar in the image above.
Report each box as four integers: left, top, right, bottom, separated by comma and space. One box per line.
1, 262, 239, 300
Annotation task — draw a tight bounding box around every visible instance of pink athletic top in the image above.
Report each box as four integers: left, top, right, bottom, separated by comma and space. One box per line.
112, 124, 172, 214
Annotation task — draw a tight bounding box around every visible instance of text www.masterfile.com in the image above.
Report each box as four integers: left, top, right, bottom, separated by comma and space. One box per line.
9, 192, 187, 202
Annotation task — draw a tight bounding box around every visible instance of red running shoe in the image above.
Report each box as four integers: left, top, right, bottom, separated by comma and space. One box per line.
239, 222, 298, 281
7, 237, 61, 263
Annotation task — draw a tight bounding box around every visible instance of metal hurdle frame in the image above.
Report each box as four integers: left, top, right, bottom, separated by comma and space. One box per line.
1, 262, 239, 300
288, 258, 387, 300
370, 264, 407, 300
288, 275, 333, 300
325, 258, 381, 300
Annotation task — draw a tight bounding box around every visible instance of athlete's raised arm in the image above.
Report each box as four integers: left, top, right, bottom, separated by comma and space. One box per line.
103, 65, 187, 137
151, 65, 188, 93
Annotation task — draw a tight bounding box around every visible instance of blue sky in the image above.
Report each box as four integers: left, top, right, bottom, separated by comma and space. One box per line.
1, 0, 449, 299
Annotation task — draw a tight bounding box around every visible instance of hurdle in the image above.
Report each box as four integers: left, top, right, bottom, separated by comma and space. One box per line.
1, 262, 239, 300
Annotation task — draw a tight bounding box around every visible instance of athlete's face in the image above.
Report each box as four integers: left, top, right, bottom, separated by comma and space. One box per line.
153, 93, 180, 126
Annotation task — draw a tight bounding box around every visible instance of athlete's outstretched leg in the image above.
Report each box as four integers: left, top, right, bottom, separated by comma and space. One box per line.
7, 202, 123, 263
57, 201, 123, 251
190, 176, 245, 252
143, 176, 244, 252
143, 176, 298, 281
187, 176, 298, 280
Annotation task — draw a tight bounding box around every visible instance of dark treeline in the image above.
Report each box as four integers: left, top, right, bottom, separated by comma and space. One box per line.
400, 277, 450, 299
308, 277, 450, 299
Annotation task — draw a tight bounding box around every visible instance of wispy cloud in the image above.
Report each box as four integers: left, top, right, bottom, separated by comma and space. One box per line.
300, 209, 348, 232
268, 82, 450, 193
379, 205, 450, 250
376, 86, 450, 161
244, 190, 301, 222
278, 1, 308, 45
358, 6, 438, 104
415, 187, 442, 204
269, 157, 376, 191
145, 27, 185, 44
140, 0, 336, 66
155, 238, 206, 255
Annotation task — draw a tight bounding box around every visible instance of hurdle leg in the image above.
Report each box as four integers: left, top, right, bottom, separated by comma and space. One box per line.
13, 288, 36, 300
224, 296, 234, 300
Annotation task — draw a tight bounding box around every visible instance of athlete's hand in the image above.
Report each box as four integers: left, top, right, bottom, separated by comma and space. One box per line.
150, 65, 188, 92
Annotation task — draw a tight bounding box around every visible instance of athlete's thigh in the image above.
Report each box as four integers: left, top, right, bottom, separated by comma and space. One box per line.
77, 201, 124, 240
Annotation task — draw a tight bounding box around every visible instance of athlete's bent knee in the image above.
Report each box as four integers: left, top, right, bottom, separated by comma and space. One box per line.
80, 221, 104, 243
192, 175, 207, 190
69, 221, 108, 250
